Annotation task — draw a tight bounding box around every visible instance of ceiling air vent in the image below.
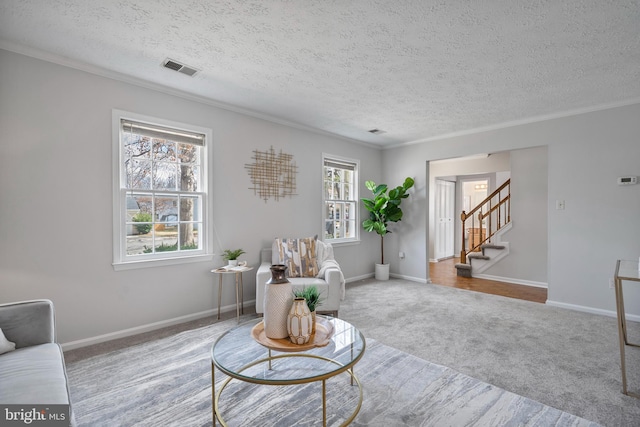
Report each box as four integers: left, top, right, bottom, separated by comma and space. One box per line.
162, 58, 198, 77
368, 129, 386, 135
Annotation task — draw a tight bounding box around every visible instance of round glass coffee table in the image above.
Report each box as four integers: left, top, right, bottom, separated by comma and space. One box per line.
211, 316, 366, 426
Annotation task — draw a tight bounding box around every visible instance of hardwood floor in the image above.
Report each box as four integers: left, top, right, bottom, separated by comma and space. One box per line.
429, 258, 547, 303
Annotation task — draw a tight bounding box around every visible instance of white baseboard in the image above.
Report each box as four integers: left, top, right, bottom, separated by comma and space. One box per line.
472, 273, 548, 289
348, 272, 427, 283
346, 273, 374, 282
63, 273, 380, 350
429, 256, 454, 263
346, 272, 426, 283
546, 299, 640, 323
389, 273, 429, 283
61, 300, 255, 350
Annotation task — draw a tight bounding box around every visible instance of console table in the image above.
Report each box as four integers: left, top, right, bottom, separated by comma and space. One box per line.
614, 259, 640, 398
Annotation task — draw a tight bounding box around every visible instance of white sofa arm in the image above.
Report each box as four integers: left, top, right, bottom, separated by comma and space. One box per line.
323, 268, 344, 306
255, 261, 272, 314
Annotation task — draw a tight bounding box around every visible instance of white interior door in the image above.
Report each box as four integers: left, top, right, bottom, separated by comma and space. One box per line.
435, 179, 455, 260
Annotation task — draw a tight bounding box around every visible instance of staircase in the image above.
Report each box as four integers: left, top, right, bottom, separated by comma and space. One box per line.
455, 224, 511, 277
455, 180, 511, 277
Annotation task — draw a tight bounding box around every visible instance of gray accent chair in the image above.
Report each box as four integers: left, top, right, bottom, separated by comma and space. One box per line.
0, 299, 75, 425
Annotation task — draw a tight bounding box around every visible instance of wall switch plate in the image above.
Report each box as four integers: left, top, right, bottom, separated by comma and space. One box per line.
399, 251, 405, 259
609, 278, 615, 289
556, 200, 565, 210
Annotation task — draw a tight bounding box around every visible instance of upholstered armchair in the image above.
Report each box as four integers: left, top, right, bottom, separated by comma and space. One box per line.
256, 238, 344, 317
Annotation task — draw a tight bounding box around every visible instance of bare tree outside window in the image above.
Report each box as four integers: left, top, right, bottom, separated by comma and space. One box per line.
179, 144, 197, 247
121, 120, 204, 257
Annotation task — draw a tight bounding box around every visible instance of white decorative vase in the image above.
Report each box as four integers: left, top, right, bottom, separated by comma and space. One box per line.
263, 265, 292, 339
287, 298, 313, 345
375, 263, 390, 280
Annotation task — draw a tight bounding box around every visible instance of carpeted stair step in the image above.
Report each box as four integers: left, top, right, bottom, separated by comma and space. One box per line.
468, 253, 490, 260
481, 244, 505, 250
454, 263, 472, 277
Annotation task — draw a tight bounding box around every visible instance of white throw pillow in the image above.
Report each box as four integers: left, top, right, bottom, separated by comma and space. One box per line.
0, 328, 16, 354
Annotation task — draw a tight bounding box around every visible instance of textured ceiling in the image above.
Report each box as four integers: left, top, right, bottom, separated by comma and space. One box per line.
1, 0, 639, 147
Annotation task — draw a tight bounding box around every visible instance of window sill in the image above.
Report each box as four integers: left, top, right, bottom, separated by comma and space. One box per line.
113, 254, 214, 271
323, 239, 361, 247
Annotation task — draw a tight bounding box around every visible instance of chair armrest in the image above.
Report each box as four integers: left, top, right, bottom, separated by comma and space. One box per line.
324, 268, 341, 285
324, 268, 345, 302
255, 262, 272, 313
0, 299, 55, 348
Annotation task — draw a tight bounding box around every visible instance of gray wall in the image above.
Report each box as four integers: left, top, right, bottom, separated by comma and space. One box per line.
481, 146, 548, 284
2, 48, 639, 346
384, 104, 640, 318
0, 50, 381, 344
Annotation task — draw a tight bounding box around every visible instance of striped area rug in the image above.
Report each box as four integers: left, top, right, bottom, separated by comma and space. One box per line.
67, 319, 600, 426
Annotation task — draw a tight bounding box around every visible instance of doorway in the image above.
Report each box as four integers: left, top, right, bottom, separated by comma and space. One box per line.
427, 148, 548, 302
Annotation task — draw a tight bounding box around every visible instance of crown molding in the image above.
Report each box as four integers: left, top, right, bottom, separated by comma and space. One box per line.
5, 40, 637, 152
0, 41, 380, 150
384, 97, 640, 150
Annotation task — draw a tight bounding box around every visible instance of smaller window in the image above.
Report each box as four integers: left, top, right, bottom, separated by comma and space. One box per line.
323, 155, 359, 243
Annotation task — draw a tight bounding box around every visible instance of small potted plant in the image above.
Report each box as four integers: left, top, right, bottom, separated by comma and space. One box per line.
222, 248, 246, 266
293, 285, 324, 333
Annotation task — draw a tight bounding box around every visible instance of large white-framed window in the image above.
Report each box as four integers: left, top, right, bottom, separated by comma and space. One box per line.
112, 110, 212, 269
323, 154, 359, 243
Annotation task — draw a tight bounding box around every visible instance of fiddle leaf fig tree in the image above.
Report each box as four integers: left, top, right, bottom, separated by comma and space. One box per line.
362, 177, 414, 265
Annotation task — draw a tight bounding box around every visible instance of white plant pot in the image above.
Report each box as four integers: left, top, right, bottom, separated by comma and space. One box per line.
375, 263, 390, 281
228, 259, 238, 267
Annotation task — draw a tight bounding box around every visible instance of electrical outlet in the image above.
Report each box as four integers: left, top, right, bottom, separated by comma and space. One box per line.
609, 278, 615, 289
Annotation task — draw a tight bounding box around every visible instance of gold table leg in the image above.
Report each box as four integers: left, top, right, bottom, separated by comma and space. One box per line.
217, 275, 223, 320
211, 362, 217, 426
322, 379, 327, 427
235, 273, 240, 322
615, 277, 640, 398
350, 341, 354, 386
239, 272, 244, 315
213, 354, 363, 427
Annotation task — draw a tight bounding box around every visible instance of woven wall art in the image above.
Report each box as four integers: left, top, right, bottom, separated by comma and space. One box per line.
245, 146, 297, 202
